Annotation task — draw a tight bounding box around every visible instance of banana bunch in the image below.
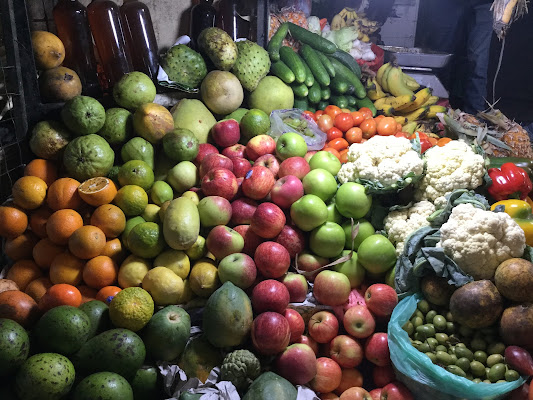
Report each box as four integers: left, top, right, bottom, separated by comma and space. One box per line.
331, 8, 379, 42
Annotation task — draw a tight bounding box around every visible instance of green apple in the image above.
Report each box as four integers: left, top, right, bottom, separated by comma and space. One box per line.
357, 234, 397, 274
309, 151, 342, 176
326, 202, 343, 224
302, 168, 338, 202
333, 250, 366, 288
309, 221, 345, 258
385, 266, 396, 288
335, 182, 372, 219
276, 132, 308, 160
342, 218, 375, 250
290, 194, 328, 231
166, 161, 198, 194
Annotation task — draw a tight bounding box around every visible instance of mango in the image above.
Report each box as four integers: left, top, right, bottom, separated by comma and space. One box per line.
171, 99, 216, 144
163, 197, 200, 250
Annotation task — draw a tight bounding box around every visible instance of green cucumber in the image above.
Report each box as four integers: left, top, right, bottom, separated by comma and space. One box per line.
291, 82, 309, 98
301, 59, 315, 87
300, 44, 330, 87
267, 23, 289, 62
307, 82, 321, 104
293, 97, 309, 111
330, 76, 351, 95
271, 60, 295, 84
331, 95, 349, 109
320, 87, 331, 101
346, 95, 357, 107
328, 57, 365, 99
279, 46, 306, 84
287, 22, 337, 54
329, 49, 362, 79
316, 51, 336, 78
355, 96, 377, 116
317, 100, 329, 111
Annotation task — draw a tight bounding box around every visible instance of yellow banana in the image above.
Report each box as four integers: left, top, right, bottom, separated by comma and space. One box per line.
402, 73, 420, 91
399, 87, 432, 113
403, 107, 429, 122
373, 96, 391, 110
376, 63, 391, 89
402, 121, 418, 134
365, 78, 376, 92
387, 67, 415, 97
393, 116, 408, 125
426, 105, 448, 119
367, 78, 387, 101
420, 95, 439, 107
374, 102, 395, 116
331, 14, 346, 30
339, 8, 348, 18
380, 94, 415, 111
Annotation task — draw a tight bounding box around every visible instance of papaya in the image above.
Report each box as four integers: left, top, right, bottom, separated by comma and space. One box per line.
163, 197, 200, 250
202, 281, 253, 348
242, 372, 297, 400
178, 336, 223, 383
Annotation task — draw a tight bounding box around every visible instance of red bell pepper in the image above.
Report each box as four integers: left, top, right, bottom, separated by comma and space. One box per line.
488, 162, 533, 201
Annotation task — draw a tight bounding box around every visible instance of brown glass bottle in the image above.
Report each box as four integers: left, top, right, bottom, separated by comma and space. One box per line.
120, 0, 159, 80
87, 0, 133, 88
53, 0, 101, 96
189, 0, 216, 49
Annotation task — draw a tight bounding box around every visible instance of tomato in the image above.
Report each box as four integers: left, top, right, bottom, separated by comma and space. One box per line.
409, 132, 429, 141
377, 117, 397, 136
351, 111, 365, 127
315, 110, 324, 119
340, 108, 352, 113
322, 147, 341, 159
327, 127, 343, 141
374, 115, 385, 121
328, 137, 350, 151
396, 123, 403, 132
40, 283, 82, 310
324, 105, 342, 119
334, 112, 354, 132
394, 131, 408, 138
360, 118, 377, 139
437, 137, 452, 147
358, 107, 374, 120
409, 132, 433, 153
317, 114, 334, 132
345, 127, 363, 144
339, 148, 349, 163
303, 110, 317, 122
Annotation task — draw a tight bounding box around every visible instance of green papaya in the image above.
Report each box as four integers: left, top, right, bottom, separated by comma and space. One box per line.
243, 372, 297, 400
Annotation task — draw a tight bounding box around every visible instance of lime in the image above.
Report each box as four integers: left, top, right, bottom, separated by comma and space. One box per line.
122, 216, 146, 249
118, 254, 151, 288
98, 108, 133, 145
142, 266, 184, 306
189, 260, 220, 298
240, 109, 270, 141
108, 287, 154, 331
185, 235, 208, 261
127, 222, 165, 259
162, 128, 199, 162
150, 181, 174, 206
141, 204, 161, 223
114, 185, 148, 217
154, 249, 190, 279
118, 160, 154, 191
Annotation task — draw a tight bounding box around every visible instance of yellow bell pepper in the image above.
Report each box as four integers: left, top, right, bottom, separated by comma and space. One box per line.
491, 199, 533, 246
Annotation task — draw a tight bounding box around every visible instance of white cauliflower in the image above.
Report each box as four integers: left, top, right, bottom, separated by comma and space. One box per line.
337, 136, 424, 188
415, 140, 485, 207
384, 201, 437, 255
438, 203, 526, 280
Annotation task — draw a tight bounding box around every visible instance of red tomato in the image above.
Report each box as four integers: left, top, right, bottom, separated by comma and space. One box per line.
317, 114, 334, 132
374, 115, 385, 121
346, 127, 363, 144
409, 132, 432, 153
324, 105, 342, 119
360, 118, 377, 139
377, 117, 397, 136
303, 110, 317, 122
339, 149, 349, 163
394, 131, 408, 138
358, 107, 374, 120
396, 123, 403, 132
328, 137, 350, 151
334, 112, 354, 132
340, 108, 351, 113
315, 110, 324, 119
326, 127, 343, 141
437, 137, 452, 147
322, 147, 341, 159
351, 111, 365, 127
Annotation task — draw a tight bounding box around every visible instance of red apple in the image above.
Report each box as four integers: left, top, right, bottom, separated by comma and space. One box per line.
365, 333, 390, 367
201, 168, 238, 200
275, 225, 306, 260
320, 394, 339, 400
310, 357, 342, 394
373, 365, 395, 388
335, 368, 364, 395
251, 311, 291, 355
211, 119, 240, 147
271, 175, 304, 209
279, 156, 311, 180
296, 251, 329, 282
508, 383, 529, 400
328, 335, 363, 368
309, 311, 339, 344
242, 166, 275, 200
340, 387, 372, 400
296, 334, 319, 355
255, 154, 280, 178
199, 153, 233, 178
281, 272, 308, 303
231, 157, 252, 178
231, 198, 258, 226
222, 143, 246, 159
381, 382, 413, 400
246, 134, 276, 161
250, 202, 286, 239
304, 150, 317, 163
369, 389, 382, 400
251, 279, 290, 314
205, 225, 244, 260
254, 241, 290, 278
195, 143, 219, 166
275, 343, 317, 385
284, 308, 305, 343
234, 176, 244, 199
233, 225, 264, 256
365, 284, 398, 318
313, 270, 351, 307
217, 252, 257, 289
343, 305, 376, 339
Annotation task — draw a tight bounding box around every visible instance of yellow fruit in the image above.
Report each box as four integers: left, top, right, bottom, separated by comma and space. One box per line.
109, 287, 154, 331
189, 260, 220, 298
132, 103, 174, 144
78, 177, 117, 207
153, 249, 190, 279
185, 235, 208, 261
31, 31, 65, 70
141, 204, 161, 223
178, 279, 195, 304
114, 185, 148, 217
181, 191, 200, 205
142, 266, 184, 306
118, 255, 151, 288
12, 176, 48, 210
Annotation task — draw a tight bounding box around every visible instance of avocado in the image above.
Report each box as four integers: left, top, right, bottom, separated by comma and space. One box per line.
73, 371, 133, 400
130, 365, 161, 400
0, 318, 30, 376
79, 300, 112, 339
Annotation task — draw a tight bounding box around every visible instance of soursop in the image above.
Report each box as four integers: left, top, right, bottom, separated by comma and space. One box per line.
197, 27, 238, 71
161, 45, 207, 89
231, 40, 271, 92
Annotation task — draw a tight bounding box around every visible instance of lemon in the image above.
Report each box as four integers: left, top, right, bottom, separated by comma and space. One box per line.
141, 204, 161, 223
178, 279, 195, 304
127, 222, 165, 259
158, 200, 172, 220
150, 181, 174, 205
181, 191, 199, 205
185, 235, 208, 261
114, 185, 148, 217
109, 287, 154, 331
189, 260, 220, 298
118, 254, 151, 288
240, 109, 270, 141
154, 249, 190, 279
142, 266, 184, 306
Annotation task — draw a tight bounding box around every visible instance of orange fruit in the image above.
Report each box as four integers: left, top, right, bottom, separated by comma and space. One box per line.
78, 177, 118, 207
29, 206, 53, 238
68, 225, 106, 259
6, 259, 43, 291
0, 205, 28, 239
101, 238, 128, 264
46, 209, 84, 245
0, 290, 41, 328
47, 177, 82, 211
90, 204, 126, 239
12, 176, 48, 210
96, 285, 121, 304
39, 283, 82, 311
78, 285, 98, 304
24, 159, 58, 186
49, 251, 85, 285
25, 277, 53, 302
83, 255, 118, 289
32, 238, 65, 269
4, 231, 39, 261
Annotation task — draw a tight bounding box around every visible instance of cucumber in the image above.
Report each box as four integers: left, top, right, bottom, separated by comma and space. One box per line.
291, 82, 309, 98
331, 95, 349, 109
316, 51, 336, 78
329, 49, 362, 79
330, 76, 351, 95
301, 59, 315, 87
306, 105, 317, 113
328, 57, 366, 99
287, 22, 337, 54
307, 82, 321, 104
271, 60, 295, 84
317, 100, 329, 111
267, 23, 289, 62
346, 95, 356, 107
293, 97, 309, 111
320, 87, 331, 101
355, 96, 377, 116
300, 44, 330, 87
279, 46, 306, 84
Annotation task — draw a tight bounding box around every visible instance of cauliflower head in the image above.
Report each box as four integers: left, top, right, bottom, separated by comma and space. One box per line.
415, 140, 485, 207
438, 203, 526, 280
220, 349, 261, 390
337, 136, 424, 188
384, 200, 437, 255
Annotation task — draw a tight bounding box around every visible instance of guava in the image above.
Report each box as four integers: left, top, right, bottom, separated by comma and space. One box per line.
121, 137, 154, 170
63, 134, 115, 181
29, 120, 71, 160
98, 108, 133, 145
61, 95, 106, 135
113, 72, 156, 110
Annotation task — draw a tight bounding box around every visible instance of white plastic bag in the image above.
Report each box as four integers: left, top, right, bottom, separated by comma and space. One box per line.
269, 109, 327, 151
